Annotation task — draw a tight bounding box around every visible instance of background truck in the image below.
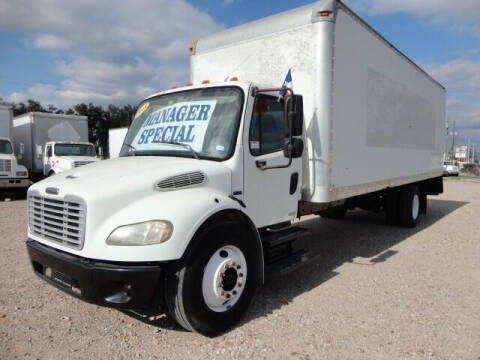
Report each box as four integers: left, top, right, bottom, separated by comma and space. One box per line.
0, 105, 30, 195
108, 127, 128, 158
26, 0, 444, 336
12, 112, 100, 178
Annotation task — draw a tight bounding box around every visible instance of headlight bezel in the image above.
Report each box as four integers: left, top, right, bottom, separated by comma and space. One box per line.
106, 220, 173, 246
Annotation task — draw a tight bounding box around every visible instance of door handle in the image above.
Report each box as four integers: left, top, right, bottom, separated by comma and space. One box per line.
256, 160, 267, 170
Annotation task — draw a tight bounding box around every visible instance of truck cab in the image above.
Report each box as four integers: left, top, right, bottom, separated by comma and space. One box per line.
0, 137, 30, 194
43, 141, 100, 176
27, 81, 303, 335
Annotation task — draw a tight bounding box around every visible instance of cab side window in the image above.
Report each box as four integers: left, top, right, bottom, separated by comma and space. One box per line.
249, 96, 286, 156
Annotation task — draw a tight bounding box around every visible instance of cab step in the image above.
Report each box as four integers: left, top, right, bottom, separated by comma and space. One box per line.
261, 226, 311, 265
262, 226, 310, 248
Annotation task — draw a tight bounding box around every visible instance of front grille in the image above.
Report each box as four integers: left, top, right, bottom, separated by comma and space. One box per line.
74, 161, 93, 168
0, 159, 12, 173
28, 195, 86, 250
155, 171, 206, 191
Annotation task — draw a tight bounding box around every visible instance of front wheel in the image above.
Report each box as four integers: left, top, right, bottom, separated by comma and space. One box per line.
165, 221, 259, 336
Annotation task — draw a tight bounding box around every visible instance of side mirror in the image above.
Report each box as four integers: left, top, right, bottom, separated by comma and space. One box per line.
284, 138, 304, 159
285, 95, 304, 137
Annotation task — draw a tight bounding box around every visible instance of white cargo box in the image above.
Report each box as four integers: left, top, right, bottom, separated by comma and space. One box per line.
12, 112, 89, 173
191, 0, 445, 203
0, 105, 13, 139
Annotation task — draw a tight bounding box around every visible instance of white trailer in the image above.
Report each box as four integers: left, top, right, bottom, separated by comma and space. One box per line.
26, 0, 444, 336
0, 105, 14, 139
0, 105, 30, 193
108, 127, 128, 158
12, 112, 100, 177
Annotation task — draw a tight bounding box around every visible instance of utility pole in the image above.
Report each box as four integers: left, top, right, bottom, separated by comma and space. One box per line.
451, 121, 456, 160
445, 121, 449, 160
467, 138, 471, 163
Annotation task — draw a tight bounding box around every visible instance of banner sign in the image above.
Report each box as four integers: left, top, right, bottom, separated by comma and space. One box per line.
132, 100, 217, 152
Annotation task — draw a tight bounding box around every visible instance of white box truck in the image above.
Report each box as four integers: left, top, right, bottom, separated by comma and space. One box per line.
26, 0, 444, 336
108, 127, 128, 158
12, 112, 100, 178
0, 105, 30, 194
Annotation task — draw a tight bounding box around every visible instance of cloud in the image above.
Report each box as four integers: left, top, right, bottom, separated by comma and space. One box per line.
423, 59, 480, 100
348, 0, 480, 37
420, 58, 480, 143
222, 0, 238, 7
0, 0, 223, 107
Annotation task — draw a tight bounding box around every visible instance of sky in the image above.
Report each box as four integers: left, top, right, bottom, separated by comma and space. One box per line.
0, 0, 479, 146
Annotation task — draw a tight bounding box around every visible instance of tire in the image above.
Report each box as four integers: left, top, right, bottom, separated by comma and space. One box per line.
398, 185, 420, 228
165, 220, 260, 336
48, 170, 55, 177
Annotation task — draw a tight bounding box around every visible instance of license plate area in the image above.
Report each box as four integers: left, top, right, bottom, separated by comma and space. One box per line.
39, 264, 82, 295
46, 267, 71, 288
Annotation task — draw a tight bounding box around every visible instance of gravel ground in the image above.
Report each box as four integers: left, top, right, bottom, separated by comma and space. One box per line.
1, 179, 479, 359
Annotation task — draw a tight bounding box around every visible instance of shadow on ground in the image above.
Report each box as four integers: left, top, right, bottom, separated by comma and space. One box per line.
0, 191, 28, 202
124, 198, 468, 333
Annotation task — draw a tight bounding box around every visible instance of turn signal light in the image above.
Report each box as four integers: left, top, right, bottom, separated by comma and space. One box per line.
185, 82, 193, 86
230, 77, 239, 81
170, 85, 178, 89
202, 80, 210, 84
319, 11, 331, 17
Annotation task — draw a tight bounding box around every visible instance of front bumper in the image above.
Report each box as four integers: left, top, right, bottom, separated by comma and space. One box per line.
0, 178, 30, 189
26, 240, 164, 310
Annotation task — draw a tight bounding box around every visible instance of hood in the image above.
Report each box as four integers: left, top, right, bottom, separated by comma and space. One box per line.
0, 153, 15, 160
30, 156, 232, 202
59, 156, 100, 162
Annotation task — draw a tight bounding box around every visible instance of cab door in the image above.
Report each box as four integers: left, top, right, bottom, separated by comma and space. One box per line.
242, 94, 302, 228
43, 144, 53, 176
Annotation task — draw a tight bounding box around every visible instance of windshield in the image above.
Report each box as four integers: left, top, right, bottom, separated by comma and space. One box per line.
120, 86, 244, 160
0, 140, 13, 154
54, 144, 96, 157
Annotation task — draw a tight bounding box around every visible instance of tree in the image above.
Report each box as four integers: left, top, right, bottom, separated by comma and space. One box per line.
13, 102, 27, 117
74, 102, 105, 146
46, 104, 58, 113
26, 99, 45, 112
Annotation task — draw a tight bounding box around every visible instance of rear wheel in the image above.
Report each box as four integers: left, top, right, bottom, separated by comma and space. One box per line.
398, 185, 420, 228
165, 221, 259, 336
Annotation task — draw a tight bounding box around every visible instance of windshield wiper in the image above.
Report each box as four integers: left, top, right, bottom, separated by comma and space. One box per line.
157, 141, 200, 160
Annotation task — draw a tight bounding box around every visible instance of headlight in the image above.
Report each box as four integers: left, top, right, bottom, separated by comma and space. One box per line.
16, 171, 28, 177
106, 220, 173, 246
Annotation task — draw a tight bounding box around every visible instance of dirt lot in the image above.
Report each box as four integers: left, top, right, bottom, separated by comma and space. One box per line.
1, 179, 479, 359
